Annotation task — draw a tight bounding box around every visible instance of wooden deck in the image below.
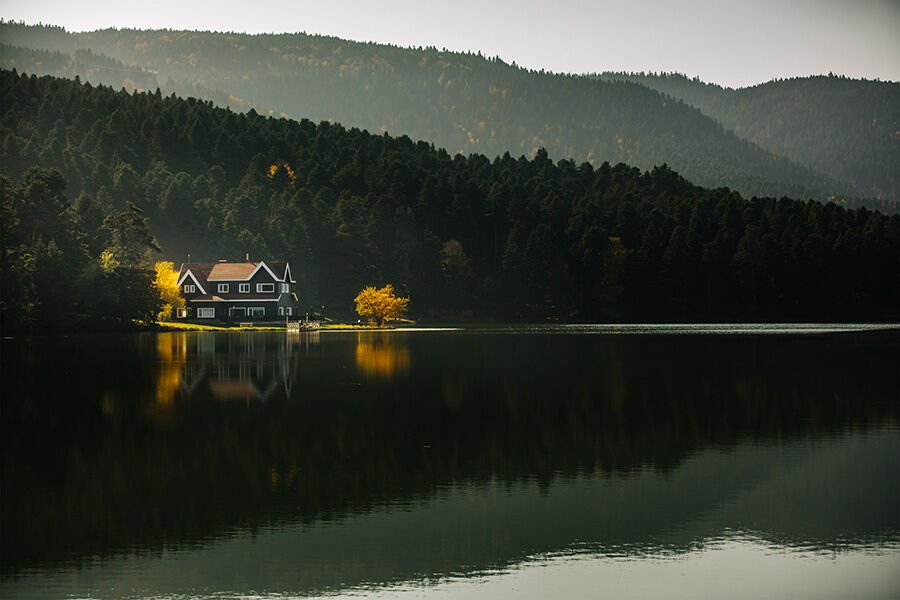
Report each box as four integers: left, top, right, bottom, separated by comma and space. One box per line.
286, 319, 321, 332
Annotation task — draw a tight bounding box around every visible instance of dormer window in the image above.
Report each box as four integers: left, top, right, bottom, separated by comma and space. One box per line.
184, 284, 196, 293
239, 283, 250, 293
218, 284, 229, 293
257, 283, 275, 293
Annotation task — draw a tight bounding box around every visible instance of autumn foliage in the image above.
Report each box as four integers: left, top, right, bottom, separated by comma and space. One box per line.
153, 261, 185, 321
266, 160, 297, 184
354, 285, 409, 326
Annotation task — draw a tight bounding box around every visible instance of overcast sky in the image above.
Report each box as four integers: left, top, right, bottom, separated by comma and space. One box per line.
2, 0, 898, 87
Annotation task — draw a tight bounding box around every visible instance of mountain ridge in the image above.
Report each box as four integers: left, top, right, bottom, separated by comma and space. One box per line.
2, 21, 888, 210
596, 71, 900, 205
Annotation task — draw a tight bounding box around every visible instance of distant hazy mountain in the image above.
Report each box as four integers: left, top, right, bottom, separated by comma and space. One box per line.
597, 72, 899, 205
2, 21, 886, 210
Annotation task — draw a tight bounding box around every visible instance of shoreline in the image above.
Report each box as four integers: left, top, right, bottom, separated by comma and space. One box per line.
156, 322, 397, 332
3, 322, 897, 339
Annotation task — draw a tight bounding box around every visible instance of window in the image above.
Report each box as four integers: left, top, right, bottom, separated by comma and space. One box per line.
281, 283, 290, 293
278, 307, 284, 316
218, 283, 229, 293
257, 283, 275, 293
184, 284, 196, 293
285, 307, 292, 316
176, 308, 187, 319
239, 283, 250, 293
229, 307, 246, 317
248, 307, 265, 318
197, 307, 215, 319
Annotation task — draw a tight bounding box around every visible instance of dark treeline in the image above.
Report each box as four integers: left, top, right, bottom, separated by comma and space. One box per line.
597, 72, 900, 207
0, 21, 881, 208
1, 70, 898, 329
0, 166, 162, 331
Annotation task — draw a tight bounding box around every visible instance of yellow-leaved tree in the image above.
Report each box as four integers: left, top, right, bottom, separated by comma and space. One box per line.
354, 284, 410, 327
153, 261, 185, 321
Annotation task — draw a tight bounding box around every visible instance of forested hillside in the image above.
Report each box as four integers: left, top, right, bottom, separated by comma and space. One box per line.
0, 21, 868, 207
2, 71, 897, 331
598, 72, 900, 207
0, 41, 242, 111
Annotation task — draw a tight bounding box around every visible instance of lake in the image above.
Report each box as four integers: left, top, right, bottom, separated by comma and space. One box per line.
1, 325, 898, 599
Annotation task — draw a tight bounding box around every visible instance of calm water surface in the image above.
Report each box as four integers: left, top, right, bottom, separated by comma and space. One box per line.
1, 325, 898, 598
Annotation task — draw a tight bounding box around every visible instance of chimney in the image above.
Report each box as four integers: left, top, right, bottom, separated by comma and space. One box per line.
245, 252, 250, 261
187, 253, 191, 263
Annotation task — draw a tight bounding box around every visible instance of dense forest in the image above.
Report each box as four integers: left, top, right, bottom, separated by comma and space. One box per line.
1, 71, 897, 331
1, 21, 886, 209
598, 72, 900, 206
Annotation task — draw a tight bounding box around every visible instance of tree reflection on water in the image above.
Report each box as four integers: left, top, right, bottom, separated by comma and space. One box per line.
355, 332, 411, 379
0, 329, 897, 590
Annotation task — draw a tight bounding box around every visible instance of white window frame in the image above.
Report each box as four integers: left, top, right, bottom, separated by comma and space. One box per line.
281, 283, 290, 293
218, 283, 230, 293
229, 307, 246, 317
248, 307, 265, 318
239, 283, 250, 293
285, 307, 292, 316
278, 307, 284, 316
257, 283, 275, 293
197, 307, 215, 319
184, 284, 196, 293
176, 308, 187, 319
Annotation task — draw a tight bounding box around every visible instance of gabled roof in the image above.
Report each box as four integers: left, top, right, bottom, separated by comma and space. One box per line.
270, 262, 297, 283
246, 261, 281, 282
177, 262, 213, 292
177, 267, 210, 295
177, 259, 295, 287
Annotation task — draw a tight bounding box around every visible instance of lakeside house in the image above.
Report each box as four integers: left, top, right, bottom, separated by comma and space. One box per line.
175, 259, 298, 323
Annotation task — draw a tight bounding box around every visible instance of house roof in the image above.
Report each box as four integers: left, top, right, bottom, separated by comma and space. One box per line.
268, 262, 288, 278
177, 259, 295, 288
208, 262, 257, 281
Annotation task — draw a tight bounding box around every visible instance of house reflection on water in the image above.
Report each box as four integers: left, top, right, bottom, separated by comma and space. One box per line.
153, 331, 322, 407
152, 329, 414, 414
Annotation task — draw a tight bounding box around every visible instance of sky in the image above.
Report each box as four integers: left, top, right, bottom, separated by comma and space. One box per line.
1, 0, 898, 87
